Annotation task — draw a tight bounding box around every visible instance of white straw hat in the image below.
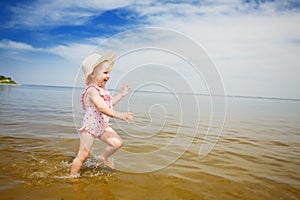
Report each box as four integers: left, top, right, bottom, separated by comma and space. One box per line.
81, 51, 116, 83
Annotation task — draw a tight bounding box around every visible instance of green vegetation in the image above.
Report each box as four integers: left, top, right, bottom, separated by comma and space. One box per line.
0, 75, 17, 85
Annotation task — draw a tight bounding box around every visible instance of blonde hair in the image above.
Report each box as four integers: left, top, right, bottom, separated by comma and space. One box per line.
85, 60, 108, 85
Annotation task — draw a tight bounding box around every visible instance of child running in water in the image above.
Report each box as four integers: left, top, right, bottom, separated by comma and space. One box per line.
70, 51, 134, 177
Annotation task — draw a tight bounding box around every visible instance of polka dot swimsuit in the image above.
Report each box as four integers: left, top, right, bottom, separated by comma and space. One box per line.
79, 85, 112, 138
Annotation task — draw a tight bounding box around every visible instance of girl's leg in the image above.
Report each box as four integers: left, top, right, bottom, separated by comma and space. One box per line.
70, 132, 95, 176
98, 126, 123, 169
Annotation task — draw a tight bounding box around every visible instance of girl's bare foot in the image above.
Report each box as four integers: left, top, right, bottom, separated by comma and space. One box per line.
98, 155, 115, 169
69, 173, 80, 179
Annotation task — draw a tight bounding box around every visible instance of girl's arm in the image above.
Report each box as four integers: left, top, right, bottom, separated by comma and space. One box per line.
88, 87, 134, 123
112, 84, 131, 106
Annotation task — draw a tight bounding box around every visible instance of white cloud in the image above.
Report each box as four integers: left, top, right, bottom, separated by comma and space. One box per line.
47, 43, 97, 64
122, 1, 300, 98
7, 0, 136, 29
6, 0, 300, 30
0, 39, 37, 51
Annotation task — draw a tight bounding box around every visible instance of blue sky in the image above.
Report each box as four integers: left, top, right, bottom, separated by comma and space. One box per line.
0, 0, 300, 99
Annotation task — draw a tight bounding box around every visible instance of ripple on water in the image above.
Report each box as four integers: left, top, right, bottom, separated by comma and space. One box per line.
0, 136, 117, 186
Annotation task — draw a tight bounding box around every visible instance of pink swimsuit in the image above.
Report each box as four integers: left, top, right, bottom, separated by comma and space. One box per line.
79, 85, 112, 138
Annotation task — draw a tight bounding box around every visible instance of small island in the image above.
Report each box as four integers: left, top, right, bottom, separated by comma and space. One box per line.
0, 75, 18, 85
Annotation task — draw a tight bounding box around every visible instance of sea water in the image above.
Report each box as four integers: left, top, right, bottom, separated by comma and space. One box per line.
0, 84, 299, 199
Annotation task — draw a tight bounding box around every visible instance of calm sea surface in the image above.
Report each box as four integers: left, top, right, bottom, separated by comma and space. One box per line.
0, 84, 299, 199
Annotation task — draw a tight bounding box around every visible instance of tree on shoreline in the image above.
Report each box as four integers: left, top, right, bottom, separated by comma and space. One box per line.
0, 75, 17, 84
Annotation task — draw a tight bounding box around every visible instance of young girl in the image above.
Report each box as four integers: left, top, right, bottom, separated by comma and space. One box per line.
70, 51, 134, 177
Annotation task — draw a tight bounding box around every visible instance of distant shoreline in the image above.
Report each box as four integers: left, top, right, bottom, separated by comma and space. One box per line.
0, 75, 18, 85
0, 83, 20, 86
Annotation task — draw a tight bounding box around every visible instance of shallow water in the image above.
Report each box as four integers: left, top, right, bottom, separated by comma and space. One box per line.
0, 85, 299, 199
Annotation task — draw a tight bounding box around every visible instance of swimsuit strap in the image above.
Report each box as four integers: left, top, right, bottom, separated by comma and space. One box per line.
80, 85, 110, 110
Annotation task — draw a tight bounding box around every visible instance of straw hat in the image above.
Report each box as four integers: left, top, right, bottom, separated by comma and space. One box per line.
81, 51, 116, 83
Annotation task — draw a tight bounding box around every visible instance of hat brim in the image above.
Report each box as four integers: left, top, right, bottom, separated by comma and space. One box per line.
83, 51, 116, 83
93, 50, 116, 69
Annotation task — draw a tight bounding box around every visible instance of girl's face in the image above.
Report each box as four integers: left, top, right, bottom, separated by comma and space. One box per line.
94, 61, 112, 88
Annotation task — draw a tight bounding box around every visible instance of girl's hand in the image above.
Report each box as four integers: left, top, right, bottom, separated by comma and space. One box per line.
112, 84, 132, 106
120, 84, 131, 97
121, 112, 135, 123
